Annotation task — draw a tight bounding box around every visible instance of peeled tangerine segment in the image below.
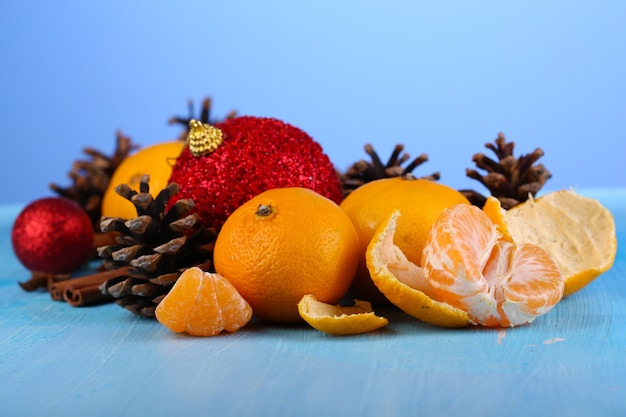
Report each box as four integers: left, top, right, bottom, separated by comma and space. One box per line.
422, 204, 565, 327
297, 294, 388, 335
155, 267, 253, 337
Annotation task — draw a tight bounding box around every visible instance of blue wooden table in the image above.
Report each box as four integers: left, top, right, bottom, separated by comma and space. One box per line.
1, 188, 625, 417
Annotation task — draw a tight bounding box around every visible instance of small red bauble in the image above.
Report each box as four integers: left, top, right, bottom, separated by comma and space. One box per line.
12, 197, 94, 274
168, 116, 343, 230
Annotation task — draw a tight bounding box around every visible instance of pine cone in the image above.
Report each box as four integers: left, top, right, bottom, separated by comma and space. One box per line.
50, 131, 138, 231
168, 97, 237, 142
460, 132, 552, 209
340, 143, 440, 198
98, 176, 217, 318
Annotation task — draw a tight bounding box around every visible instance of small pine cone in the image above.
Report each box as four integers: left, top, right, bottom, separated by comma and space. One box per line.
168, 97, 237, 142
340, 143, 440, 198
50, 131, 138, 231
98, 176, 217, 318
460, 133, 552, 209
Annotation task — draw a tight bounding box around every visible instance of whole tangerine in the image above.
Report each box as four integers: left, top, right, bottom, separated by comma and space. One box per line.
101, 141, 185, 219
339, 176, 470, 303
213, 187, 360, 323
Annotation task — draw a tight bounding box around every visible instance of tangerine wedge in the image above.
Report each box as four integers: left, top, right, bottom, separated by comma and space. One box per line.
298, 294, 388, 335
155, 267, 253, 336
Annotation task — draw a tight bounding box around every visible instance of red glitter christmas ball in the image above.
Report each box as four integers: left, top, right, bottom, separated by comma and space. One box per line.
168, 116, 343, 230
12, 197, 94, 274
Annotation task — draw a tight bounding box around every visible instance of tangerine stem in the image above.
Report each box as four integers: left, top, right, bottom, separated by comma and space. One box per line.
256, 204, 273, 216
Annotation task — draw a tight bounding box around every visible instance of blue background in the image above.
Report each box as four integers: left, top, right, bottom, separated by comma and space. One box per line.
1, 0, 624, 205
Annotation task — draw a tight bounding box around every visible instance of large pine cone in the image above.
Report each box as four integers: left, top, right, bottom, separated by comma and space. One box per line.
98, 176, 217, 318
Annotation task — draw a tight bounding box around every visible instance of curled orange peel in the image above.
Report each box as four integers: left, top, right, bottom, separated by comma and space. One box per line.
298, 294, 388, 335
365, 210, 472, 328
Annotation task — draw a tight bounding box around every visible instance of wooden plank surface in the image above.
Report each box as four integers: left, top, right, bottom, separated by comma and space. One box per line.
1, 189, 625, 417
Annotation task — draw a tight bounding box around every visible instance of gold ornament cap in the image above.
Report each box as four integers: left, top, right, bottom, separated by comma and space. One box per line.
186, 119, 224, 157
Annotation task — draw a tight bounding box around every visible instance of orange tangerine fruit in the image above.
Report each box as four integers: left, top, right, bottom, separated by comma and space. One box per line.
498, 190, 617, 296
213, 187, 360, 323
340, 176, 470, 303
155, 267, 252, 337
297, 294, 388, 335
422, 204, 564, 327
102, 141, 185, 219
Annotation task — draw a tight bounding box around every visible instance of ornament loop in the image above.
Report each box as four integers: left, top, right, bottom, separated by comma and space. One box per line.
186, 119, 224, 157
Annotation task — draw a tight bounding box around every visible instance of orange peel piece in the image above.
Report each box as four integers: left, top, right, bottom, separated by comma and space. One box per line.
500, 190, 617, 296
482, 196, 514, 243
365, 211, 472, 328
297, 294, 388, 335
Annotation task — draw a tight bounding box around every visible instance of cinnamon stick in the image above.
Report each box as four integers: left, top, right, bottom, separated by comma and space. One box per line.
49, 266, 133, 307
93, 231, 120, 249
64, 283, 110, 307
18, 271, 71, 292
